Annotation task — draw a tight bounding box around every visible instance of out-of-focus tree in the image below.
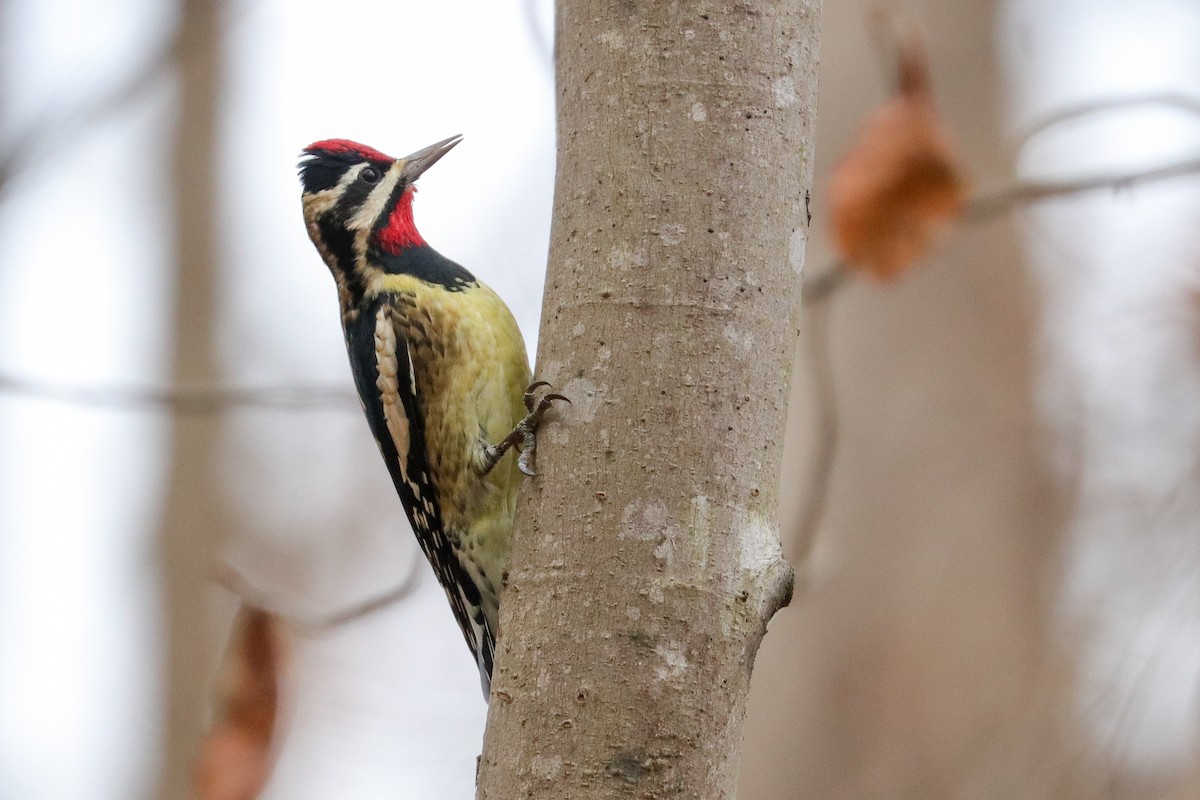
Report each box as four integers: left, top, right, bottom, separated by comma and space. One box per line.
155, 1, 231, 797
741, 1, 1200, 799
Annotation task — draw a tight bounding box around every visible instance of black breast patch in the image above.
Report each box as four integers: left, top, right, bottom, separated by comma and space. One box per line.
373, 245, 477, 291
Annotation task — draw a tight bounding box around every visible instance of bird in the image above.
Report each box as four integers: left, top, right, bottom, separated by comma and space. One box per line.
297, 134, 565, 698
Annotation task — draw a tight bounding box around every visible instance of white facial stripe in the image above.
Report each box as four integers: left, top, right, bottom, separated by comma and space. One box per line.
347, 162, 403, 232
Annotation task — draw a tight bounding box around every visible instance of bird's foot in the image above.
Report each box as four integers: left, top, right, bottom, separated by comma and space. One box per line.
516, 382, 570, 476
480, 382, 569, 476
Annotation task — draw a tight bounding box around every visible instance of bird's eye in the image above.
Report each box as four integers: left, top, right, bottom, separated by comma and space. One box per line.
360, 166, 382, 184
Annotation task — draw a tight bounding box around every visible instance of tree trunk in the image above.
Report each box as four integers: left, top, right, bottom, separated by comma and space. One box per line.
477, 1, 821, 797
154, 1, 229, 797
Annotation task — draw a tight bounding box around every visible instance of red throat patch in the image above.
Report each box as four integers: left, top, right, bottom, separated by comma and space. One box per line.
375, 188, 426, 253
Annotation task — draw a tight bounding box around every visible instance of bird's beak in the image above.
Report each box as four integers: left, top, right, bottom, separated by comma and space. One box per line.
400, 134, 463, 183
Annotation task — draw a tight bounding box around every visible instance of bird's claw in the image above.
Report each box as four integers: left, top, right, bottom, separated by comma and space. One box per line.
522, 381, 554, 411
517, 447, 538, 477
515, 382, 570, 476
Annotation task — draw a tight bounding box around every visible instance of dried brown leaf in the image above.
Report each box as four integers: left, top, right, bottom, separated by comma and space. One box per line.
828, 32, 968, 281
192, 606, 285, 800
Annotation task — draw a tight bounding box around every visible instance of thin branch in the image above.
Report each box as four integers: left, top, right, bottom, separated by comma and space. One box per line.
867, 7, 904, 94
521, 0, 553, 71
0, 37, 178, 194
804, 149, 1200, 304
801, 262, 850, 306
794, 300, 840, 554
1013, 93, 1200, 157
215, 557, 423, 634
963, 153, 1200, 224
0, 372, 358, 413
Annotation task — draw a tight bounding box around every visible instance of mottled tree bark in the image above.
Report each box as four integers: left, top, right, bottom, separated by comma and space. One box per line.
477, 1, 821, 797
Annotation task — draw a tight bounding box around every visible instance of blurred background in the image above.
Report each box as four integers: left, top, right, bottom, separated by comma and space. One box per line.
0, 0, 1197, 798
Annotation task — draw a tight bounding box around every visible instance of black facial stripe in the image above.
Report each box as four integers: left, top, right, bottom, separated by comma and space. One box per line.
334, 175, 377, 219
298, 151, 357, 194
298, 151, 391, 195
298, 158, 344, 194
316, 215, 364, 299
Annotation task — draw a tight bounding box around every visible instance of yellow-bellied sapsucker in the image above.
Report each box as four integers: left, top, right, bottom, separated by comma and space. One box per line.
298, 135, 563, 698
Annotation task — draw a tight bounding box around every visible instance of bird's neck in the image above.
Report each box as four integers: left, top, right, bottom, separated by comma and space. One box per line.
374, 188, 426, 254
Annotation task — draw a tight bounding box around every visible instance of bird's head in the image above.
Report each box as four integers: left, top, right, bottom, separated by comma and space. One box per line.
298, 134, 462, 295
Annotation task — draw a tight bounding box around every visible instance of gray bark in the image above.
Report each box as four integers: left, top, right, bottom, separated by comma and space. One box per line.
477, 1, 821, 797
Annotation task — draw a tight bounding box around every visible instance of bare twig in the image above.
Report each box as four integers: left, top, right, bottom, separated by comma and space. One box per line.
1014, 93, 1200, 157
964, 154, 1200, 224
0, 37, 178, 193
215, 556, 424, 633
794, 299, 840, 553
0, 372, 357, 413
867, 7, 904, 93
521, 0, 553, 69
805, 150, 1200, 304
801, 262, 850, 306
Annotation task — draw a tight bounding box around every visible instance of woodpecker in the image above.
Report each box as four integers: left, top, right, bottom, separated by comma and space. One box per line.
297, 134, 563, 698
